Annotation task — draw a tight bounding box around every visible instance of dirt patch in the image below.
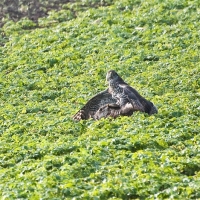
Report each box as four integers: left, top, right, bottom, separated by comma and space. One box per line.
0, 0, 113, 28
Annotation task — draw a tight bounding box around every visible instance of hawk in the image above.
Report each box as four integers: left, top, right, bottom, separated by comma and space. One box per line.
72, 70, 158, 121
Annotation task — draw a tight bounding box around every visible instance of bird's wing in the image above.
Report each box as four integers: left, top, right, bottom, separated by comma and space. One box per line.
72, 89, 117, 121
119, 83, 145, 112
119, 83, 158, 114
119, 83, 142, 100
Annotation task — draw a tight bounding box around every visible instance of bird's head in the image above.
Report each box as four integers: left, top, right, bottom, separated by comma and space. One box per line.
106, 70, 121, 83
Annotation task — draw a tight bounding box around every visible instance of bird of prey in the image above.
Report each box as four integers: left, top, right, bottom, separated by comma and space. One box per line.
72, 70, 158, 121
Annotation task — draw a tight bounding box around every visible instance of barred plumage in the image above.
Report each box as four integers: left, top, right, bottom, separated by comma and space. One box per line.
72, 89, 116, 121
72, 70, 158, 121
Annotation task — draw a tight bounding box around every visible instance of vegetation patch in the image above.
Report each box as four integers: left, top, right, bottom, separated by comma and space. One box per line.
0, 0, 200, 199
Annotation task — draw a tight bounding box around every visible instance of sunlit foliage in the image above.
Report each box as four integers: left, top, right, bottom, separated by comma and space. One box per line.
0, 0, 199, 199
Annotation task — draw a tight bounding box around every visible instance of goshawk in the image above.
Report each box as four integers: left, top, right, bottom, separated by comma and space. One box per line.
73, 70, 158, 121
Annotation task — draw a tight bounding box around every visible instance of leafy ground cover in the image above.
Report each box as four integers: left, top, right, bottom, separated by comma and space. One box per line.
0, 0, 200, 199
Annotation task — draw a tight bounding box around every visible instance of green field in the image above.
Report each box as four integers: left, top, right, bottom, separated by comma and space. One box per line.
0, 0, 200, 199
